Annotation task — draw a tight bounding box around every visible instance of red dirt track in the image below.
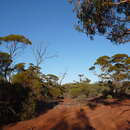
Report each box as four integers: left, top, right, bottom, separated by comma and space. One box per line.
2, 98, 130, 130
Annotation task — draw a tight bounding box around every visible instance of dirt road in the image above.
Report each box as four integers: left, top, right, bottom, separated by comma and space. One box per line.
2, 98, 130, 130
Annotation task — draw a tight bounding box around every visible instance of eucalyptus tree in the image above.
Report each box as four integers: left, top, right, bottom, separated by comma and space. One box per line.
45, 74, 59, 86
0, 52, 12, 80
0, 34, 31, 58
89, 54, 130, 95
0, 34, 32, 81
69, 0, 130, 44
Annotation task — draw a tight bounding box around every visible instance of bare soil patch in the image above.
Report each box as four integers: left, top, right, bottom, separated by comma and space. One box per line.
2, 98, 130, 130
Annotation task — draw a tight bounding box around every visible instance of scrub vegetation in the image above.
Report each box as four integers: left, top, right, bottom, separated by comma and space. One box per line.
1, 0, 130, 129
0, 35, 130, 126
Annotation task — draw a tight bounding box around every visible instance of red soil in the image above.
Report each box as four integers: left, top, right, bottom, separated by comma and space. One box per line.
2, 98, 130, 130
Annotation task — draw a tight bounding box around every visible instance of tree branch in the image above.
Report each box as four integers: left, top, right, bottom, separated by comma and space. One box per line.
102, 0, 130, 6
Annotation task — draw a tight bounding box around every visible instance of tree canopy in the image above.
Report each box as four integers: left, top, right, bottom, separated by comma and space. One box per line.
70, 0, 130, 44
90, 53, 130, 81
0, 34, 32, 81
0, 34, 32, 45
0, 34, 32, 58
89, 53, 130, 95
0, 52, 12, 80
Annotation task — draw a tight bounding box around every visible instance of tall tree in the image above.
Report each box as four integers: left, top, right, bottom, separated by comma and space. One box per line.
89, 53, 130, 95
0, 52, 12, 80
0, 34, 32, 81
69, 0, 130, 44
0, 34, 32, 58
44, 74, 59, 86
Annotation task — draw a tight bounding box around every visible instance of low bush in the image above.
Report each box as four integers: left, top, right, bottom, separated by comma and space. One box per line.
106, 95, 113, 99
63, 82, 107, 99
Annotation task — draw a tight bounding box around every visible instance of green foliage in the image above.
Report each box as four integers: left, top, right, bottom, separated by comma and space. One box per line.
0, 64, 44, 125
48, 87, 62, 98
0, 34, 61, 126
0, 83, 30, 125
0, 64, 61, 125
0, 34, 32, 45
63, 82, 106, 98
106, 95, 113, 99
78, 74, 91, 83
90, 53, 130, 96
69, 87, 83, 98
70, 0, 130, 44
19, 94, 37, 121
0, 34, 32, 82
44, 74, 59, 86
14, 63, 25, 73
11, 64, 43, 99
0, 52, 12, 80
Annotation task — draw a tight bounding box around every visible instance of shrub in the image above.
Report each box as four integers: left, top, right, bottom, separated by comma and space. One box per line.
19, 94, 37, 120
48, 87, 62, 98
0, 83, 30, 125
106, 95, 113, 99
63, 82, 107, 99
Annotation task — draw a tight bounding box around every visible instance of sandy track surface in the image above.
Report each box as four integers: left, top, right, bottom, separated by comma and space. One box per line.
2, 98, 130, 130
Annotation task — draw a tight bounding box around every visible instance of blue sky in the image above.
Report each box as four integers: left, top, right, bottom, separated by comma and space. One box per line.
0, 0, 130, 83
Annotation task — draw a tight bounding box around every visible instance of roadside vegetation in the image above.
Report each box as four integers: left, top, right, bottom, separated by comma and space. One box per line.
0, 35, 62, 125
1, 0, 130, 127
0, 35, 130, 126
